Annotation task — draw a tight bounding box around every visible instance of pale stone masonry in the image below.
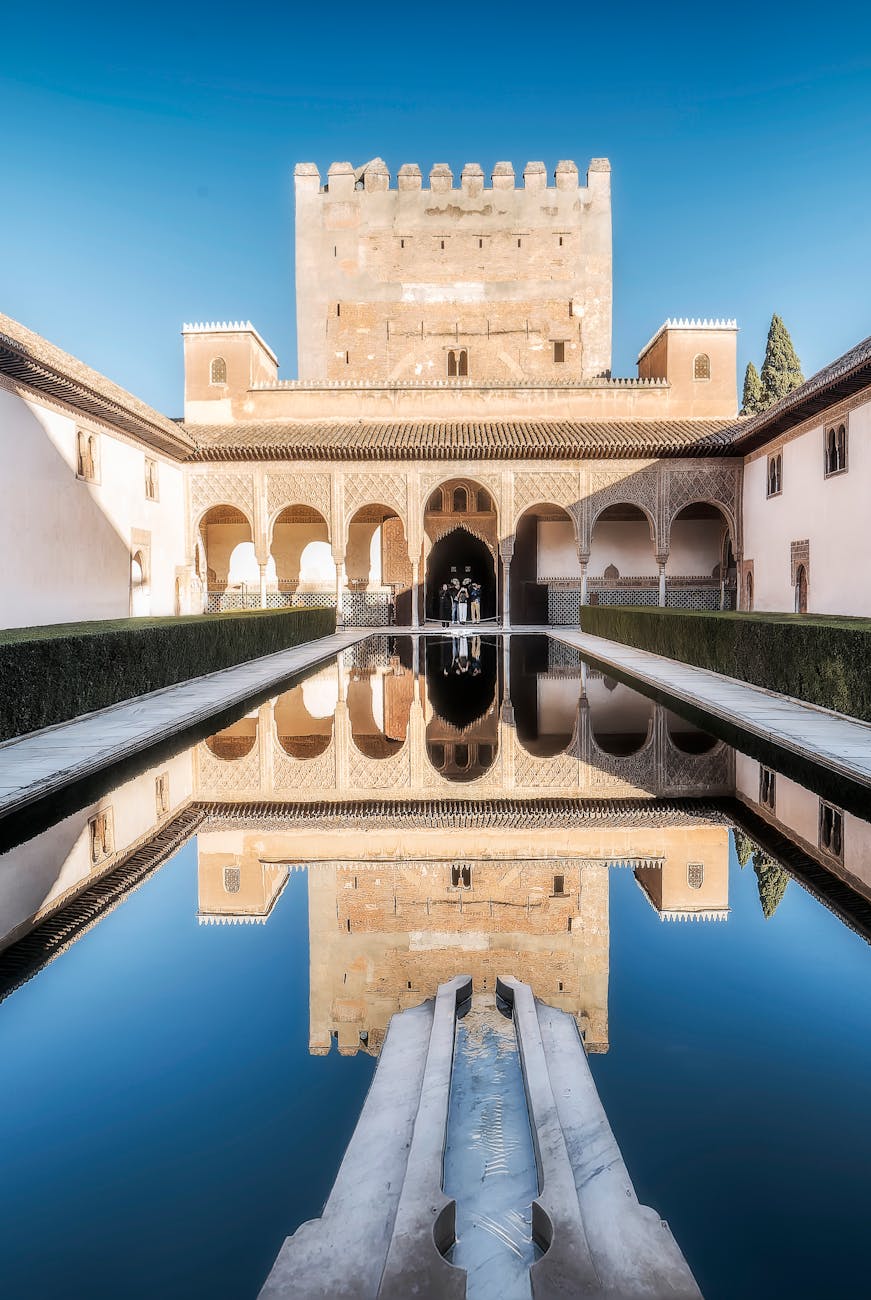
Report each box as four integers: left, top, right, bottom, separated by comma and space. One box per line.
293, 157, 613, 383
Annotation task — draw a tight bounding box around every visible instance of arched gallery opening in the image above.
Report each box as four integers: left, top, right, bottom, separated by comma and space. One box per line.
423, 480, 497, 622
274, 679, 334, 759
205, 715, 258, 761
347, 658, 412, 758
346, 504, 412, 624
198, 504, 254, 610
271, 505, 334, 603
509, 635, 580, 756
667, 502, 736, 609
587, 675, 654, 758
424, 635, 499, 781
510, 504, 577, 625
664, 708, 718, 754
588, 504, 657, 605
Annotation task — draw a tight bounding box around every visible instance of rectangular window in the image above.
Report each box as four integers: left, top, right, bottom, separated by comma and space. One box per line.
553, 340, 566, 364
819, 801, 843, 860
553, 874, 565, 896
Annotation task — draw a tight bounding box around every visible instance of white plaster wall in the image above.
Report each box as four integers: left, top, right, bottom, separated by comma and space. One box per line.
0, 386, 186, 628
537, 519, 577, 579
742, 398, 871, 614
537, 676, 581, 735
0, 749, 194, 949
666, 520, 725, 577
588, 521, 657, 576
736, 753, 871, 891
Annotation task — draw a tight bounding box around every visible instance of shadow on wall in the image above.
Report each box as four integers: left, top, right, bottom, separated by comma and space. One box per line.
0, 390, 137, 628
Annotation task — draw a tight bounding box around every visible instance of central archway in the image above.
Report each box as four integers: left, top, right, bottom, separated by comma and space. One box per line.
425, 528, 496, 621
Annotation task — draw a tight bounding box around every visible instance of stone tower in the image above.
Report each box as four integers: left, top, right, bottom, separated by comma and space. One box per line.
293, 157, 612, 383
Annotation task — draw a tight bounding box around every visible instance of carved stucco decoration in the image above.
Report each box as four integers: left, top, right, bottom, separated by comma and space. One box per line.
273, 743, 337, 792
666, 465, 741, 547
513, 472, 580, 527
581, 465, 660, 553
196, 743, 261, 796
343, 471, 408, 527
347, 744, 412, 790
662, 740, 733, 795
424, 517, 498, 558
267, 472, 332, 528
513, 741, 580, 789
190, 470, 256, 527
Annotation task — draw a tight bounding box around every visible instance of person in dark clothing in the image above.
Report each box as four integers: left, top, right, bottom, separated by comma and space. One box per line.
438, 584, 453, 627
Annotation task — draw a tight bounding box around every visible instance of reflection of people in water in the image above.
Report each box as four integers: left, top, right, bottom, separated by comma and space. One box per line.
470, 634, 482, 676
452, 634, 470, 674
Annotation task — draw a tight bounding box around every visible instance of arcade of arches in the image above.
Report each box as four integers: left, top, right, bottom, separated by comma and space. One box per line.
192, 471, 740, 623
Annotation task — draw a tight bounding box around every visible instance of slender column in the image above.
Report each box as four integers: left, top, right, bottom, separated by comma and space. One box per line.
658, 560, 667, 608
411, 560, 420, 629
335, 558, 346, 626
258, 563, 268, 609
579, 558, 589, 607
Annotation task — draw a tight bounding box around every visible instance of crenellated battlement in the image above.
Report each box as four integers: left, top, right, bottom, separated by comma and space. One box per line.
294, 157, 609, 196
293, 152, 613, 384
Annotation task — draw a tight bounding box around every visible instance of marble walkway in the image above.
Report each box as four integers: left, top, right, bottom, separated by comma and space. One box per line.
549, 627, 871, 791
0, 629, 366, 820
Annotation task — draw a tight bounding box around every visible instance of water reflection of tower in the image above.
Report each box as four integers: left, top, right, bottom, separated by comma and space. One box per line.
423, 635, 501, 782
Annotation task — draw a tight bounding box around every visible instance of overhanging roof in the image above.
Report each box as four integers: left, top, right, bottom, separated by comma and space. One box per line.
726, 333, 871, 453
184, 418, 738, 462
0, 312, 194, 460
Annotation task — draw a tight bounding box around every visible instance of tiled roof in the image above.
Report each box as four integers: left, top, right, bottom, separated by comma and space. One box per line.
0, 312, 194, 459
726, 333, 871, 452
184, 418, 738, 461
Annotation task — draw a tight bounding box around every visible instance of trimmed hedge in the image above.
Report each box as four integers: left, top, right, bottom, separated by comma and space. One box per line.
0, 607, 336, 741
579, 606, 871, 723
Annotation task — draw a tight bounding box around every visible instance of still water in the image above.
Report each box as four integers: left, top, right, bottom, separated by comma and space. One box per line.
0, 634, 869, 1298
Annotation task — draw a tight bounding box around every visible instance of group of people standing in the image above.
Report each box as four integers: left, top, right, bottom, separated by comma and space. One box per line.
438, 577, 482, 626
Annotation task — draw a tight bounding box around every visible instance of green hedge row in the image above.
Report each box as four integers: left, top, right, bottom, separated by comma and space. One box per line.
0, 606, 336, 741
579, 606, 871, 722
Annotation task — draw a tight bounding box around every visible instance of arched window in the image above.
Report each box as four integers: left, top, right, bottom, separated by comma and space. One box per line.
687, 862, 704, 889
452, 486, 468, 513
458, 349, 468, 377
210, 356, 227, 385
693, 353, 711, 380
819, 801, 843, 859
825, 422, 848, 475
476, 489, 492, 512
745, 570, 754, 610
767, 453, 782, 498
604, 563, 620, 581
795, 563, 808, 614
447, 350, 457, 377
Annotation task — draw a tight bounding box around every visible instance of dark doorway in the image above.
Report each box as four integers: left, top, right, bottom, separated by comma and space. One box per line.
426, 528, 496, 621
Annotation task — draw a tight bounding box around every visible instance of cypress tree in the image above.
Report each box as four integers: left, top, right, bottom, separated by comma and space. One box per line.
753, 852, 789, 919
759, 314, 804, 407
741, 361, 764, 415
733, 830, 755, 868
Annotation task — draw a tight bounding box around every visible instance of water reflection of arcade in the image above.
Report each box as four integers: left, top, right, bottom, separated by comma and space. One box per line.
425, 635, 500, 781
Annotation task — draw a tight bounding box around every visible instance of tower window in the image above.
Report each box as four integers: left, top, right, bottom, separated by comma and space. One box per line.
478, 238, 483, 249
553, 874, 565, 896
693, 353, 711, 380
209, 356, 227, 385
825, 422, 848, 476
440, 239, 445, 250
559, 235, 564, 247
517, 238, 522, 248
766, 453, 783, 498
400, 238, 405, 248
553, 340, 566, 364
336, 303, 341, 317
448, 350, 468, 378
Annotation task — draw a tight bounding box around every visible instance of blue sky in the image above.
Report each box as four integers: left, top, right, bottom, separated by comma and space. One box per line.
1, 0, 870, 414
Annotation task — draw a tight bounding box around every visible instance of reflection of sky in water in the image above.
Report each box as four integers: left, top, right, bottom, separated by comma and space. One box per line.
2, 637, 871, 1299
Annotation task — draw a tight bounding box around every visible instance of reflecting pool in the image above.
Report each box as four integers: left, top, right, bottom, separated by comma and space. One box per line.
0, 633, 870, 1298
